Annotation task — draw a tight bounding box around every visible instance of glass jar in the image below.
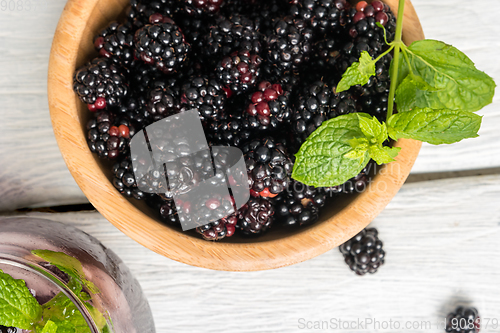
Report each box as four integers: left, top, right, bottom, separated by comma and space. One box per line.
0, 217, 155, 333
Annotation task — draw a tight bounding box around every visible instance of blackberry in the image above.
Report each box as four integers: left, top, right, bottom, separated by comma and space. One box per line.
73, 57, 129, 110
180, 75, 227, 120
203, 14, 262, 60
205, 117, 252, 147
93, 21, 135, 66
196, 214, 237, 240
275, 180, 326, 226
290, 0, 351, 35
115, 95, 151, 128
134, 15, 191, 74
339, 227, 384, 275
127, 0, 180, 29
159, 198, 180, 225
86, 112, 136, 159
445, 306, 480, 333
237, 197, 275, 235
244, 80, 291, 131
129, 61, 163, 96
242, 136, 293, 197
144, 85, 182, 121
264, 16, 313, 73
112, 156, 148, 200
215, 50, 262, 94
324, 164, 371, 195
182, 0, 223, 17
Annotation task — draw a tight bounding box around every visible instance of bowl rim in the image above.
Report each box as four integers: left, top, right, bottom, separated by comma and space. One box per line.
48, 0, 424, 271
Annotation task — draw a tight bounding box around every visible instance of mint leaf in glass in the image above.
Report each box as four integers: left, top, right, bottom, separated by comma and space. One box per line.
397, 40, 496, 112
35, 292, 91, 333
0, 269, 42, 330
336, 52, 376, 93
41, 320, 58, 333
387, 107, 482, 145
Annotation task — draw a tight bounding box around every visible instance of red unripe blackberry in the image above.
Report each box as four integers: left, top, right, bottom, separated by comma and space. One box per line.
215, 50, 262, 94
134, 15, 191, 74
339, 227, 385, 275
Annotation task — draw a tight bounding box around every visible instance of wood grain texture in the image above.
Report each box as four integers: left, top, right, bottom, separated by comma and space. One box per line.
1, 174, 499, 332
47, 0, 423, 271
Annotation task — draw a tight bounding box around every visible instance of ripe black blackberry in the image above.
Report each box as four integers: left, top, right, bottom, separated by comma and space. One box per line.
196, 214, 237, 240
445, 306, 480, 333
180, 75, 227, 120
182, 0, 223, 17
203, 14, 262, 60
275, 180, 327, 226
339, 227, 385, 275
264, 16, 313, 73
86, 112, 136, 159
205, 117, 252, 147
215, 50, 262, 94
324, 164, 371, 195
237, 197, 275, 235
115, 95, 151, 128
242, 136, 293, 197
127, 0, 180, 29
134, 15, 191, 74
112, 156, 148, 200
144, 85, 182, 121
94, 21, 135, 66
158, 198, 180, 225
290, 0, 351, 35
244, 80, 291, 131
73, 57, 129, 110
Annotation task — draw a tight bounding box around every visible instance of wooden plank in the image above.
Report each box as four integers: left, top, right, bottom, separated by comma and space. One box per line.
1, 174, 500, 332
0, 0, 499, 209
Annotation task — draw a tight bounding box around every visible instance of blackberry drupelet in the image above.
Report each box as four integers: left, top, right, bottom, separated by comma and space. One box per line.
242, 136, 293, 197
112, 156, 148, 200
275, 180, 327, 226
244, 80, 291, 131
264, 16, 313, 73
86, 112, 136, 159
215, 50, 262, 94
180, 75, 227, 120
73, 57, 129, 110
196, 214, 237, 240
290, 0, 351, 35
94, 21, 135, 66
445, 306, 480, 333
339, 227, 384, 275
134, 15, 191, 74
203, 14, 262, 60
182, 0, 223, 17
237, 197, 275, 235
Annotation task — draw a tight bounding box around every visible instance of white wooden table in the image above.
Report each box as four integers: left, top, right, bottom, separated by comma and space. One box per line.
1, 0, 500, 332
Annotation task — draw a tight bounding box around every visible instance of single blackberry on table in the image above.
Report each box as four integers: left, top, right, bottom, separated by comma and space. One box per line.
290, 0, 351, 35
86, 111, 136, 159
196, 214, 237, 240
244, 80, 291, 131
237, 197, 275, 235
339, 227, 384, 275
180, 75, 227, 120
73, 57, 129, 110
134, 14, 191, 74
275, 180, 327, 226
94, 21, 135, 66
215, 50, 262, 95
264, 16, 314, 73
242, 136, 293, 197
445, 306, 480, 333
324, 164, 372, 195
112, 156, 149, 200
203, 14, 262, 60
182, 0, 223, 17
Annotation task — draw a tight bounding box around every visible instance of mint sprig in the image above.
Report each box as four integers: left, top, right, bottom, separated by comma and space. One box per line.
292, 0, 495, 187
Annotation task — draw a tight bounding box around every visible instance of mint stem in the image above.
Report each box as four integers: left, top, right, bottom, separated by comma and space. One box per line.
386, 0, 406, 122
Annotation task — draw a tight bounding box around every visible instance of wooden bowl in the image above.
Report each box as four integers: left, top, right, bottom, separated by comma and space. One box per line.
48, 0, 424, 271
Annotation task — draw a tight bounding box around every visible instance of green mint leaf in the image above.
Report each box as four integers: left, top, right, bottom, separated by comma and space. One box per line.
357, 113, 387, 144
387, 107, 482, 145
36, 292, 91, 333
397, 40, 495, 112
0, 269, 42, 329
32, 250, 99, 294
368, 145, 401, 164
337, 51, 376, 92
292, 113, 371, 187
41, 320, 58, 333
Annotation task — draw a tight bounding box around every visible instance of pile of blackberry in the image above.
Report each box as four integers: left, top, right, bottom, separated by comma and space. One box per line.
73, 0, 395, 241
